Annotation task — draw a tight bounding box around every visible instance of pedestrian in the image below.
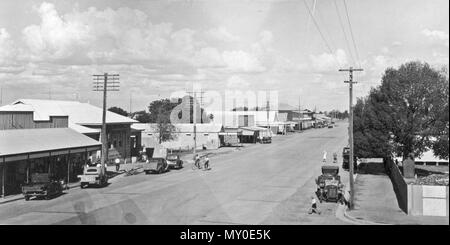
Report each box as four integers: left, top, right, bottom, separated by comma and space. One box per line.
308, 196, 321, 215
115, 158, 121, 172
203, 155, 210, 170
333, 152, 338, 163
194, 154, 200, 169
322, 151, 327, 163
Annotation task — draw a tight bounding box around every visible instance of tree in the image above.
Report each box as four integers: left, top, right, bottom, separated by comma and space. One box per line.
353, 61, 449, 160
148, 99, 180, 143
130, 110, 151, 123
108, 106, 128, 116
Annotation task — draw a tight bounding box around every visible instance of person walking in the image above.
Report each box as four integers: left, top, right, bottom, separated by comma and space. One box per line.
308, 196, 321, 215
333, 152, 338, 163
194, 154, 200, 169
203, 155, 210, 170
322, 151, 327, 163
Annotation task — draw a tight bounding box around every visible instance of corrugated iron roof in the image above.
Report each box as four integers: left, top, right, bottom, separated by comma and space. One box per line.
1, 99, 137, 125
0, 128, 101, 157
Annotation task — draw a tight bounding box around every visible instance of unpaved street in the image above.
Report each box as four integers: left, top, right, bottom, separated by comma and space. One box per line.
0, 122, 350, 225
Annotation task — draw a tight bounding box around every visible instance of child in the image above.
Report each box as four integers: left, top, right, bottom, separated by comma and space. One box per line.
308, 196, 321, 215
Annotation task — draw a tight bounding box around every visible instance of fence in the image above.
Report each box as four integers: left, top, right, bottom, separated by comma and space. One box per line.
384, 158, 408, 213
385, 157, 449, 216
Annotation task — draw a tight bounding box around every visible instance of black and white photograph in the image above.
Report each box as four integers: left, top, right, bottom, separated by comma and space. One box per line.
0, 0, 448, 231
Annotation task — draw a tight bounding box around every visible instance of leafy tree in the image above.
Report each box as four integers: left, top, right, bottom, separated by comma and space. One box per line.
108, 106, 128, 116
148, 99, 180, 143
130, 110, 151, 123
354, 61, 449, 160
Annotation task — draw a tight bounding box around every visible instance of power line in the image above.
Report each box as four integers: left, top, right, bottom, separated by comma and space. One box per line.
302, 0, 334, 54
333, 0, 356, 66
343, 0, 362, 68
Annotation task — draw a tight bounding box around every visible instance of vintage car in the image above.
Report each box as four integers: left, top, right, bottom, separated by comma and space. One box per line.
342, 147, 357, 171
315, 165, 345, 203
144, 158, 169, 174
78, 165, 108, 188
22, 173, 63, 201
166, 154, 183, 169
261, 136, 272, 144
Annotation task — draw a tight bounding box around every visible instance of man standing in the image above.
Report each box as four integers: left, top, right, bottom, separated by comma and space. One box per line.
115, 158, 121, 172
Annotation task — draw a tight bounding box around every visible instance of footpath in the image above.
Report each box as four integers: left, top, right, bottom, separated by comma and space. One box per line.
344, 162, 448, 225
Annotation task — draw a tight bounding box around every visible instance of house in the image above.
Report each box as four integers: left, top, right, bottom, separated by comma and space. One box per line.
132, 123, 223, 151
240, 126, 271, 143
0, 99, 138, 161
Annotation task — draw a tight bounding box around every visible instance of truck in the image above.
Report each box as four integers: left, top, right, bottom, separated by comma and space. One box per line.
22, 173, 63, 201
143, 146, 169, 174
315, 165, 345, 203
342, 146, 357, 171
78, 164, 108, 188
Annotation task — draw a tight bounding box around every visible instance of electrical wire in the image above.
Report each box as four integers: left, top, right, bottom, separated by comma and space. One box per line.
343, 0, 362, 68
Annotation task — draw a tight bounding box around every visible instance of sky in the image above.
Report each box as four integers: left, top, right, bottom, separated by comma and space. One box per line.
0, 0, 448, 112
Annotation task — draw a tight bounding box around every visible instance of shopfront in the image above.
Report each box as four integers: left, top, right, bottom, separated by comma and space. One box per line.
1, 128, 101, 197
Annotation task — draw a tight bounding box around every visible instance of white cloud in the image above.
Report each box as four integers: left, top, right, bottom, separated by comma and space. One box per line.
222, 50, 265, 73
309, 49, 348, 72
421, 29, 449, 47
206, 27, 240, 42
22, 2, 91, 60
226, 75, 250, 88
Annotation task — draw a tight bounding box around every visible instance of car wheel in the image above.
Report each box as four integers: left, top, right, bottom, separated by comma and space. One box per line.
25, 196, 30, 201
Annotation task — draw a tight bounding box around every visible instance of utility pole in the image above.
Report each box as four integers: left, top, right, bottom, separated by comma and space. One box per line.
298, 96, 302, 131
93, 73, 119, 174
339, 66, 363, 209
193, 92, 197, 155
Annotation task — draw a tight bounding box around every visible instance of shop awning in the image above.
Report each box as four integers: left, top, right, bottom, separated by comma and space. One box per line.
0, 128, 101, 161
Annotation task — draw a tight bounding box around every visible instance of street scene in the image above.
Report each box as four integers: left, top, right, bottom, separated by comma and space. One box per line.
0, 0, 449, 227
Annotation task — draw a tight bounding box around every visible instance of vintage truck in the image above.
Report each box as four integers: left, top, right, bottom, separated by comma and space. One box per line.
143, 147, 169, 174
78, 165, 108, 188
315, 165, 345, 204
144, 158, 169, 174
342, 146, 357, 171
22, 173, 64, 201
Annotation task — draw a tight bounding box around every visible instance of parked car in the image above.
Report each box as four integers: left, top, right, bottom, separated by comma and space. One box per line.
78, 165, 108, 188
328, 125, 333, 128
315, 165, 344, 203
166, 154, 183, 169
22, 173, 63, 201
342, 147, 357, 171
261, 136, 272, 144
144, 158, 169, 174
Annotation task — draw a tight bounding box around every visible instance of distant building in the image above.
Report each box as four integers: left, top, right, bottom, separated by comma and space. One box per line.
209, 110, 282, 135
0, 99, 138, 161
132, 123, 223, 151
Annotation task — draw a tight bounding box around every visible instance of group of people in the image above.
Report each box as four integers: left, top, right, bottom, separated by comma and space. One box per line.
194, 154, 210, 170
322, 151, 338, 163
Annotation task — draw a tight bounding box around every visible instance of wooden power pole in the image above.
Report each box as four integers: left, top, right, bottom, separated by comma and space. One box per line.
339, 67, 363, 209
93, 73, 119, 173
